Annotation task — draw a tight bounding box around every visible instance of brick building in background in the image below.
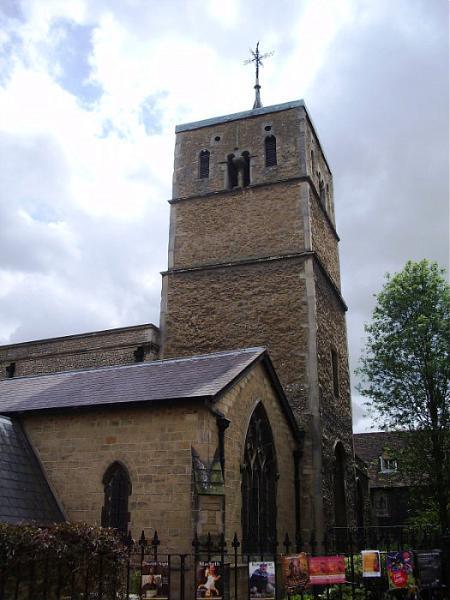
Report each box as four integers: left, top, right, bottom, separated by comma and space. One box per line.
0, 99, 358, 549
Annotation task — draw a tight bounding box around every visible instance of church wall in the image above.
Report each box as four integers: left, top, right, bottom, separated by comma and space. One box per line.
161, 258, 310, 416
305, 118, 335, 226
215, 362, 298, 544
22, 401, 206, 554
170, 180, 305, 270
173, 106, 307, 199
309, 190, 341, 290
0, 324, 159, 380
313, 264, 356, 528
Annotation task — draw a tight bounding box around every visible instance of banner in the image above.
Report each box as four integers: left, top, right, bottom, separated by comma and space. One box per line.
281, 553, 309, 595
417, 551, 442, 588
141, 561, 169, 599
386, 551, 415, 589
249, 561, 276, 598
361, 550, 381, 578
308, 555, 346, 585
196, 561, 224, 598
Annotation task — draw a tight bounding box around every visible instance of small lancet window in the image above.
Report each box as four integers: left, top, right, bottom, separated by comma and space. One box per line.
265, 135, 277, 167
199, 150, 210, 179
101, 462, 132, 533
311, 149, 315, 176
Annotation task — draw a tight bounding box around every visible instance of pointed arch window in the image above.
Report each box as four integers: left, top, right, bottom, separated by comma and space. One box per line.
101, 462, 131, 533
265, 135, 277, 167
241, 403, 277, 553
199, 150, 210, 179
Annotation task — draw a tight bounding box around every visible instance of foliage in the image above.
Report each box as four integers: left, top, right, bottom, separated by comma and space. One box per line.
357, 260, 450, 531
0, 522, 128, 598
0, 521, 127, 565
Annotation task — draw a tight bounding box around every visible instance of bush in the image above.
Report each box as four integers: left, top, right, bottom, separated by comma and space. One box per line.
0, 522, 129, 598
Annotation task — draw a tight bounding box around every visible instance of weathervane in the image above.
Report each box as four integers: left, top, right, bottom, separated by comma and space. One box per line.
244, 41, 274, 110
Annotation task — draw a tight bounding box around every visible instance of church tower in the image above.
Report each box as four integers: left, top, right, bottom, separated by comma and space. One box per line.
160, 99, 355, 538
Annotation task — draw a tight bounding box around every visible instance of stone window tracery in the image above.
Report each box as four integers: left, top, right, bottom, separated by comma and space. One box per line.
241, 403, 277, 552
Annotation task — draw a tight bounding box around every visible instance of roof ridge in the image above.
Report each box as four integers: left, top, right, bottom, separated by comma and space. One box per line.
0, 346, 266, 382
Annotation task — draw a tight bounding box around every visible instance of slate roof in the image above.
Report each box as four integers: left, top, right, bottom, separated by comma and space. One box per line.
354, 432, 409, 489
0, 416, 64, 524
0, 347, 266, 415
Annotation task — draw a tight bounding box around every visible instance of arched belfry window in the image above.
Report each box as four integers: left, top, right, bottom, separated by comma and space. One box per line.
101, 462, 131, 533
265, 135, 277, 167
199, 150, 210, 179
241, 403, 277, 552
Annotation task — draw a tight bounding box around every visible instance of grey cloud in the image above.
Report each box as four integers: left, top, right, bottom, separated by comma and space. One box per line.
307, 0, 449, 428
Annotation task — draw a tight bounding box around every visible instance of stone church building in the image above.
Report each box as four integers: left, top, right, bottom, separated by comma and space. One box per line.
0, 99, 356, 552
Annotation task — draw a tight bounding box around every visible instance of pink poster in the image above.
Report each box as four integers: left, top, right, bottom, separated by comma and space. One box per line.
308, 555, 346, 585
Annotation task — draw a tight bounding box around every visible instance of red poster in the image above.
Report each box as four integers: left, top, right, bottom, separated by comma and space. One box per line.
308, 556, 346, 585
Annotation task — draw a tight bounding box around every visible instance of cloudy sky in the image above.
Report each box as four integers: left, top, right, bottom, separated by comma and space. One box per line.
0, 0, 448, 431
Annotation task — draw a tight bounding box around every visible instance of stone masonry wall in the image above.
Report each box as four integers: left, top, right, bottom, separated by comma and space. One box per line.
173, 106, 308, 199
0, 325, 160, 380
23, 401, 208, 554
162, 257, 310, 417
171, 181, 305, 269
309, 190, 341, 289
314, 264, 355, 528
305, 118, 335, 226
22, 362, 298, 552
216, 362, 298, 543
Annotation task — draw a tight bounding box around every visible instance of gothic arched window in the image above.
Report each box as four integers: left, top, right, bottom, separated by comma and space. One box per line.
199, 150, 210, 179
265, 135, 277, 167
101, 462, 131, 533
241, 404, 277, 553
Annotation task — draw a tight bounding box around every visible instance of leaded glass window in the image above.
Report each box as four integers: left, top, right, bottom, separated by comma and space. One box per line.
101, 462, 131, 533
241, 404, 277, 553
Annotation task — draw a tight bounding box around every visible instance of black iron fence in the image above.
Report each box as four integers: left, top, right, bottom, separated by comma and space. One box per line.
0, 526, 448, 599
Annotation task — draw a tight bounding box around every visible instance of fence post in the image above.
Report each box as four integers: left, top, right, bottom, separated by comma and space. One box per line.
125, 531, 133, 600
283, 533, 291, 556
152, 531, 160, 562
232, 532, 240, 600
180, 554, 186, 600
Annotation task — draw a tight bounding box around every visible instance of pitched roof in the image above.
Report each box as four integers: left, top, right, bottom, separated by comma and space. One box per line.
354, 432, 409, 488
0, 416, 64, 524
0, 347, 266, 415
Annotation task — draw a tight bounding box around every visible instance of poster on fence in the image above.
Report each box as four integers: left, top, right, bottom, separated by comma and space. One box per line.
386, 551, 415, 590
308, 555, 346, 586
196, 561, 225, 598
417, 551, 442, 589
361, 550, 381, 578
249, 561, 276, 598
281, 553, 309, 595
141, 561, 169, 599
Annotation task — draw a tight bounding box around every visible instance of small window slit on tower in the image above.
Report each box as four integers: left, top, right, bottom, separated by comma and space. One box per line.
199, 150, 210, 179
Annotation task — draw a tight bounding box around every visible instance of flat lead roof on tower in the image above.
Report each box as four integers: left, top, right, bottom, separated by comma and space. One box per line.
175, 99, 305, 133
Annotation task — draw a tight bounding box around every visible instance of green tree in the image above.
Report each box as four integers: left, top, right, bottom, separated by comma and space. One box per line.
357, 260, 450, 531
